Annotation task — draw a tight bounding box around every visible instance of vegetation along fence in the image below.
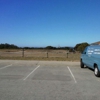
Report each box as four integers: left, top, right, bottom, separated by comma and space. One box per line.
0, 49, 81, 61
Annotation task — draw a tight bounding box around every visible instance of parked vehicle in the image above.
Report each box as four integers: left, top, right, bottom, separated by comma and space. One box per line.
80, 45, 100, 77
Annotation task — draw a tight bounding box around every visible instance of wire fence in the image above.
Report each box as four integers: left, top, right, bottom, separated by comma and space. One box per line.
0, 49, 81, 61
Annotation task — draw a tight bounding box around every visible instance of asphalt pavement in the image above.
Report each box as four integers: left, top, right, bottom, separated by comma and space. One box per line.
0, 60, 100, 100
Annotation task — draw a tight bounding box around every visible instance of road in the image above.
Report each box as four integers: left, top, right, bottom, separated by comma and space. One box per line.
0, 60, 100, 100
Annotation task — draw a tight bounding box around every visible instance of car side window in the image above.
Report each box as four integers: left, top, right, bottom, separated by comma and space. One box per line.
82, 47, 87, 54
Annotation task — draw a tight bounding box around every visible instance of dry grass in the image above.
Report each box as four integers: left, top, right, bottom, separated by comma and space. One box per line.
0, 49, 81, 61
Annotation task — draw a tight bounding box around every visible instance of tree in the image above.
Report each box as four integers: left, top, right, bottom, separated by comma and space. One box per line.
45, 46, 56, 49
74, 43, 81, 50
0, 43, 18, 49
74, 42, 89, 52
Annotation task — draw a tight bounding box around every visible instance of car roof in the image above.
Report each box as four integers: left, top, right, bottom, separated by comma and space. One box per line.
88, 45, 100, 48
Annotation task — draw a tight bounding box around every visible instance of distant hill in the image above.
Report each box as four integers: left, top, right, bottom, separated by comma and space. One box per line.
91, 41, 100, 45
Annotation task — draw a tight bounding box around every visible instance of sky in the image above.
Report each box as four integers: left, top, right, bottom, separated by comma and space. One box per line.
0, 0, 100, 47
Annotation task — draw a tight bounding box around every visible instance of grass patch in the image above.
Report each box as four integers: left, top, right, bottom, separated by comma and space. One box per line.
0, 57, 80, 61
0, 49, 81, 61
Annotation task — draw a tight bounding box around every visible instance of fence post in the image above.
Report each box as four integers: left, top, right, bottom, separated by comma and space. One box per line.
66, 52, 69, 58
47, 52, 48, 58
22, 48, 24, 57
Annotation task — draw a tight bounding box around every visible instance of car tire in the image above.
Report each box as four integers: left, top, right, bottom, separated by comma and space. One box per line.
94, 65, 100, 77
80, 60, 84, 68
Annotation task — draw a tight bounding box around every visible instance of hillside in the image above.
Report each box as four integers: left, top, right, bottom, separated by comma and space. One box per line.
91, 41, 100, 45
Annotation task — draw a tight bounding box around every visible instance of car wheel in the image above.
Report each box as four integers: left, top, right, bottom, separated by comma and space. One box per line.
80, 60, 84, 68
94, 65, 100, 77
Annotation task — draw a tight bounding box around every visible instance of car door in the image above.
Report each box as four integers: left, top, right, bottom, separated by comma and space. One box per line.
86, 47, 94, 68
81, 47, 89, 65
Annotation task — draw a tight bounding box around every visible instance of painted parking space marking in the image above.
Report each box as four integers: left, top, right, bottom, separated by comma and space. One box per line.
0, 64, 12, 70
67, 66, 77, 83
23, 65, 40, 80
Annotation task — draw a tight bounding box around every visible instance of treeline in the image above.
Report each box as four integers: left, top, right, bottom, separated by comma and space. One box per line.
45, 43, 89, 52
0, 43, 73, 50
23, 43, 89, 52
0, 43, 89, 52
45, 46, 72, 50
0, 43, 18, 49
23, 46, 74, 51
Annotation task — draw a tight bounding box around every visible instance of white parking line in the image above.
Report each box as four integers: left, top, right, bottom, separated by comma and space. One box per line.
67, 66, 77, 83
0, 64, 12, 70
23, 65, 40, 81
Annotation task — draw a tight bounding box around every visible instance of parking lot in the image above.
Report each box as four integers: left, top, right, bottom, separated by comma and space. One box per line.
0, 60, 100, 100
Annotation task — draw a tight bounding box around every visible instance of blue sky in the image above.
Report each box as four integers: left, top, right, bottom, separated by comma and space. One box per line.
0, 0, 100, 47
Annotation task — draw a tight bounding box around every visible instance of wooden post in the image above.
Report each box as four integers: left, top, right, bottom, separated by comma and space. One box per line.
22, 48, 24, 57
67, 52, 69, 58
47, 52, 48, 58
